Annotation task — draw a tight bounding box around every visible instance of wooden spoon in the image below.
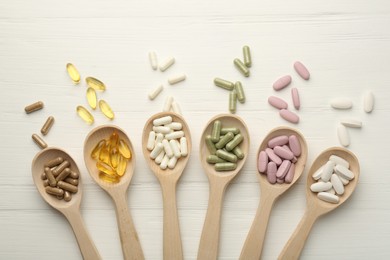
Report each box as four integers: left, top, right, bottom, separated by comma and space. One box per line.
31, 147, 101, 260
83, 125, 144, 260
197, 114, 250, 260
239, 126, 308, 260
278, 147, 360, 260
141, 112, 192, 260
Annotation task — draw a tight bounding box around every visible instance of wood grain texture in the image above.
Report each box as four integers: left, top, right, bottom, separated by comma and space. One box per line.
1, 0, 390, 259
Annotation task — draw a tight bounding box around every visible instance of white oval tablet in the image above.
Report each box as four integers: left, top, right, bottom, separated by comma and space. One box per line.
331, 174, 344, 195
334, 164, 354, 180
329, 155, 350, 168
321, 160, 335, 182
310, 181, 332, 192
312, 166, 324, 180
363, 91, 374, 113
317, 192, 339, 204
330, 98, 353, 109
337, 125, 350, 147
340, 119, 362, 128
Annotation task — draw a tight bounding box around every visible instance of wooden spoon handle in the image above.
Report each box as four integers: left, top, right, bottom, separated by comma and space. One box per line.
239, 195, 276, 260
64, 210, 102, 260
161, 180, 183, 260
113, 194, 145, 260
197, 181, 227, 260
278, 210, 317, 260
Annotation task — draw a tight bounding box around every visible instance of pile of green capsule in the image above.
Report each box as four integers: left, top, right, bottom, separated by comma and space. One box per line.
205, 120, 245, 171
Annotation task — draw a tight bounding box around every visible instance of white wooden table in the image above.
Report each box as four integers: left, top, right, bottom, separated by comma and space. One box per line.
1, 0, 389, 259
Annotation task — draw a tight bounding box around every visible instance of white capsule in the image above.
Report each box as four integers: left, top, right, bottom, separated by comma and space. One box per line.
153, 126, 171, 134
329, 155, 350, 169
155, 150, 165, 164
150, 143, 163, 159
168, 74, 186, 85
334, 164, 355, 180
331, 174, 344, 195
165, 131, 184, 140
317, 192, 339, 204
171, 101, 182, 115
147, 131, 156, 151
310, 181, 333, 192
363, 91, 374, 113
312, 166, 324, 180
340, 119, 362, 128
153, 116, 173, 126
160, 154, 169, 169
180, 137, 188, 157
148, 85, 163, 100
162, 139, 173, 158
169, 140, 181, 158
149, 51, 158, 70
155, 133, 164, 145
321, 160, 336, 182
330, 98, 353, 109
168, 156, 178, 169
163, 96, 174, 112
159, 57, 175, 72
165, 122, 182, 130
326, 187, 336, 195
337, 125, 350, 147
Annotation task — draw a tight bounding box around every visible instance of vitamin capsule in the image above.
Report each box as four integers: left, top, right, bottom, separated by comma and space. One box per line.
363, 91, 374, 113
44, 167, 57, 187
86, 87, 97, 109
45, 187, 64, 196
329, 155, 350, 168
69, 170, 79, 179
274, 146, 294, 160
165, 131, 184, 140
288, 135, 301, 156
258, 151, 268, 173
337, 125, 350, 147
99, 143, 111, 165
66, 63, 81, 83
293, 61, 310, 80
211, 120, 222, 143
163, 96, 174, 112
64, 177, 79, 186
40, 116, 55, 135
267, 162, 277, 184
317, 192, 339, 204
90, 140, 104, 160
243, 46, 252, 67
265, 148, 282, 165
235, 81, 246, 103
57, 181, 78, 193
168, 74, 186, 85
310, 181, 332, 192
233, 58, 250, 77
229, 90, 237, 113
118, 139, 132, 159
162, 139, 173, 158
214, 78, 234, 91
340, 119, 362, 128
331, 174, 344, 195
216, 149, 237, 163
25, 101, 44, 114
56, 168, 71, 182
207, 155, 226, 164
76, 106, 94, 124
32, 134, 47, 149
44, 157, 64, 168
165, 122, 182, 131
330, 98, 353, 109
97, 161, 116, 176
225, 134, 243, 151
172, 101, 182, 115
215, 132, 234, 149
168, 156, 178, 169
220, 128, 240, 135
110, 148, 120, 168
99, 100, 115, 120
155, 150, 165, 164
279, 109, 299, 124
268, 135, 289, 148
86, 77, 106, 91
170, 140, 181, 158
109, 131, 119, 148
153, 116, 172, 126
215, 162, 237, 171
180, 137, 188, 157
155, 133, 164, 145
99, 172, 119, 183
51, 161, 70, 177
160, 154, 169, 170
285, 163, 295, 183
116, 156, 127, 176
320, 161, 336, 182
147, 131, 156, 151
159, 56, 175, 72
232, 146, 244, 160
41, 172, 47, 180
312, 166, 324, 180
205, 135, 217, 155
43, 179, 49, 187
64, 191, 72, 202
153, 126, 171, 134
268, 96, 288, 110
273, 75, 292, 91
148, 85, 164, 100
334, 164, 354, 180
150, 142, 164, 159
149, 51, 158, 70
276, 160, 292, 179
291, 88, 300, 110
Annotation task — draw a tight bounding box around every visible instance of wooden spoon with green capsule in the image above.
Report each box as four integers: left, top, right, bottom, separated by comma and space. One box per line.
197, 114, 250, 260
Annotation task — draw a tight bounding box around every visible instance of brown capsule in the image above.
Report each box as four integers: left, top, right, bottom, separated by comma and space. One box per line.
43, 179, 49, 187
56, 194, 64, 200
64, 191, 72, 202
41, 116, 55, 135
44, 167, 57, 187
52, 160, 70, 176
25, 101, 44, 114
57, 181, 78, 193
69, 170, 79, 179
44, 157, 64, 168
45, 187, 64, 196
56, 168, 71, 182
32, 134, 47, 149
64, 177, 79, 186
41, 172, 47, 180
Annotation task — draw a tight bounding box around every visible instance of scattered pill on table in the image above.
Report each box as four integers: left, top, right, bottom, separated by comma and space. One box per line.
168, 74, 186, 85
149, 51, 158, 70
41, 116, 55, 136
291, 88, 300, 110
32, 134, 47, 149
66, 63, 81, 84
268, 96, 288, 110
235, 81, 246, 103
337, 124, 350, 147
76, 106, 94, 124
148, 85, 164, 100
25, 101, 44, 114
159, 57, 175, 72
86, 77, 106, 91
363, 91, 374, 113
99, 100, 115, 120
243, 46, 252, 68
330, 98, 353, 109
233, 58, 250, 77
279, 109, 300, 124
273, 75, 292, 91
340, 119, 362, 128
214, 78, 234, 91
293, 61, 310, 80
86, 87, 97, 110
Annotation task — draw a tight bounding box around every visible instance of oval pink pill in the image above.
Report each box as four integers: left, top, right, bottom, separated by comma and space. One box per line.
267, 162, 277, 184
265, 148, 282, 165
279, 109, 299, 124
268, 135, 288, 148
284, 163, 295, 183
258, 151, 268, 173
288, 135, 301, 156
276, 160, 291, 179
268, 96, 288, 110
276, 178, 284, 184
273, 146, 294, 160
291, 87, 300, 110
273, 75, 292, 91
294, 61, 310, 80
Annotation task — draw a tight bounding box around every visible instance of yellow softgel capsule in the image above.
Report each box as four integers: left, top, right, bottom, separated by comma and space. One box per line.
76, 106, 94, 124
110, 148, 120, 169
116, 156, 127, 176
99, 100, 115, 120
99, 172, 119, 183
99, 143, 111, 165
86, 77, 106, 91
96, 161, 116, 176
86, 87, 97, 109
91, 139, 106, 159
109, 131, 119, 149
66, 63, 81, 84
118, 139, 131, 159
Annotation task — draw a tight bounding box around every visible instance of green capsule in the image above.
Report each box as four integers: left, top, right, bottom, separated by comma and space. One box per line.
226, 134, 244, 151
215, 132, 234, 149
214, 78, 234, 91
232, 146, 245, 160
220, 128, 240, 135
205, 135, 217, 155
211, 120, 222, 143
234, 58, 250, 77
243, 46, 252, 68
215, 162, 237, 171
207, 155, 226, 164
235, 81, 246, 103
216, 149, 237, 163
229, 90, 237, 114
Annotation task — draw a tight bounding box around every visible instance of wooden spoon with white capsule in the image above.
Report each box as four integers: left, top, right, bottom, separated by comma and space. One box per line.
278, 147, 360, 260
142, 112, 192, 260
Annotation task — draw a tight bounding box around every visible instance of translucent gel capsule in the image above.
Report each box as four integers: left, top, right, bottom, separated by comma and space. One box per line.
109, 131, 119, 149
119, 139, 131, 159
86, 77, 106, 91
116, 156, 127, 176
66, 63, 81, 84
99, 100, 115, 120
96, 161, 116, 176
99, 143, 111, 165
76, 106, 94, 124
99, 171, 119, 183
110, 148, 120, 168
91, 140, 106, 159
86, 87, 97, 109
